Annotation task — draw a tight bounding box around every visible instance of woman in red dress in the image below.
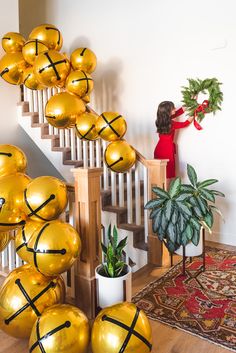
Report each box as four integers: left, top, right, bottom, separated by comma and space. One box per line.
154, 101, 193, 180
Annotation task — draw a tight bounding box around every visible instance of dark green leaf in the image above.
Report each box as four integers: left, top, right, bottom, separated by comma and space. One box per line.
107, 223, 112, 241
152, 187, 170, 199
113, 225, 118, 247
167, 223, 177, 243
171, 208, 179, 224
199, 188, 215, 202
150, 207, 162, 219
145, 198, 165, 209
183, 224, 193, 241
204, 211, 213, 228
187, 164, 198, 186
192, 229, 200, 246
101, 243, 107, 255
169, 177, 181, 198
211, 190, 225, 197
197, 179, 218, 188
175, 193, 191, 202
180, 184, 195, 193
176, 201, 192, 217
152, 209, 163, 233
190, 217, 201, 231
165, 199, 174, 221
117, 237, 128, 250
196, 195, 208, 214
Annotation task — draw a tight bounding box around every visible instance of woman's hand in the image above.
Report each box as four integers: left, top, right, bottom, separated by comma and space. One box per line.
187, 116, 194, 123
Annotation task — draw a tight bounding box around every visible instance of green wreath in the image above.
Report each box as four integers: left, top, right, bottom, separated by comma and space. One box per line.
181, 78, 223, 125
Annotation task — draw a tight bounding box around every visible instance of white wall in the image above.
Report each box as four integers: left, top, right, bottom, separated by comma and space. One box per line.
19, 0, 235, 245
0, 0, 62, 179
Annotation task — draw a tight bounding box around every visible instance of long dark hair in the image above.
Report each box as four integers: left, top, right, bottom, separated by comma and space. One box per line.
155, 101, 175, 134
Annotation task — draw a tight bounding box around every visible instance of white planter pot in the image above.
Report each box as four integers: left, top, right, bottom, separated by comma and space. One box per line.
175, 231, 203, 257
95, 264, 132, 309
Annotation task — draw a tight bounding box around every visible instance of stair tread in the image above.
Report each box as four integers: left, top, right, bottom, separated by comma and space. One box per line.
32, 122, 49, 128
103, 205, 127, 214
42, 134, 60, 139
64, 160, 83, 166
118, 223, 144, 231
52, 147, 71, 152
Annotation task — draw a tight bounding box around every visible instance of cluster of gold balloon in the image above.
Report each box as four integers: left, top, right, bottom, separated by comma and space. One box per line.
0, 25, 136, 173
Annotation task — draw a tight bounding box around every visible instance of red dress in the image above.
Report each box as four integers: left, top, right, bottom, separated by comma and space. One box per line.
154, 109, 190, 178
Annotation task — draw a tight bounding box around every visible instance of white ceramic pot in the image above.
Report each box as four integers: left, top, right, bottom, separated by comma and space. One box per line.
95, 264, 132, 308
175, 231, 203, 257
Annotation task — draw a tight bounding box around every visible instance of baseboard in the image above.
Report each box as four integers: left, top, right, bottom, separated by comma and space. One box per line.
206, 231, 236, 247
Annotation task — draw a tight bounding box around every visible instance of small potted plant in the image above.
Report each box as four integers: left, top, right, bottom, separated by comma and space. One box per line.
95, 224, 132, 308
145, 164, 224, 256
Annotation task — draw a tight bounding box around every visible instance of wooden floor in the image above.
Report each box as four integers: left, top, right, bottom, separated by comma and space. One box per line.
0, 241, 234, 353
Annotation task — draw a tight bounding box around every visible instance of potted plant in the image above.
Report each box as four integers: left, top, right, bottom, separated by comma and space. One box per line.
145, 164, 224, 256
95, 224, 132, 308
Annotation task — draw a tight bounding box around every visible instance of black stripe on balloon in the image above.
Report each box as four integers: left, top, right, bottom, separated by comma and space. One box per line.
45, 115, 56, 120
24, 188, 55, 220
30, 320, 71, 353
0, 68, 9, 77
5, 280, 56, 325
75, 124, 95, 141
0, 152, 12, 156
23, 74, 31, 85
35, 39, 39, 56
102, 309, 152, 352
39, 52, 66, 80
0, 220, 25, 227
36, 320, 46, 353
106, 157, 123, 171
2, 37, 11, 40
32, 222, 50, 270
80, 48, 87, 56
98, 114, 122, 137
45, 26, 61, 46
15, 224, 27, 252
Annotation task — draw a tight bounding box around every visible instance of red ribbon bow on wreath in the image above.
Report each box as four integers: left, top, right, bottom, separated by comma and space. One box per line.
193, 100, 209, 130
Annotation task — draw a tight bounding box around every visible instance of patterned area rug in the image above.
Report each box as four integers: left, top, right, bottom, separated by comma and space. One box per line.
132, 247, 236, 351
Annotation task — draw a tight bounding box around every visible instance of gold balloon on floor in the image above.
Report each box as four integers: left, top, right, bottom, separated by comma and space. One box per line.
15, 219, 42, 263
29, 24, 63, 51
0, 52, 28, 85
0, 173, 31, 232
104, 140, 136, 173
0, 231, 12, 252
23, 66, 45, 90
66, 70, 94, 98
22, 39, 49, 65
45, 92, 86, 128
0, 144, 27, 177
70, 47, 97, 74
26, 220, 81, 276
29, 304, 89, 353
97, 112, 127, 142
91, 302, 153, 353
75, 112, 99, 141
0, 264, 65, 338
2, 32, 26, 53
34, 50, 70, 87
82, 94, 90, 103
23, 175, 68, 222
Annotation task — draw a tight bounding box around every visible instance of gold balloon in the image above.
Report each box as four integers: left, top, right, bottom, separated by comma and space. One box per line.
0, 173, 31, 232
66, 70, 94, 98
29, 24, 63, 51
0, 231, 12, 252
0, 52, 28, 85
23, 66, 45, 90
22, 39, 49, 65
91, 302, 152, 353
97, 112, 127, 142
15, 219, 42, 263
26, 220, 81, 276
45, 92, 86, 128
0, 144, 27, 177
75, 112, 99, 141
82, 94, 90, 103
34, 50, 70, 87
70, 47, 97, 74
29, 304, 89, 353
104, 140, 136, 173
23, 176, 68, 222
0, 264, 65, 338
2, 32, 26, 53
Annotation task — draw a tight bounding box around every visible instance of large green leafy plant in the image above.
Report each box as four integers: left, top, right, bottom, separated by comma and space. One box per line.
145, 164, 224, 253
100, 224, 128, 277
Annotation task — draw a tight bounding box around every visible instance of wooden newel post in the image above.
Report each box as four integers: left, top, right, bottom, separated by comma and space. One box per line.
146, 159, 170, 267
71, 167, 103, 319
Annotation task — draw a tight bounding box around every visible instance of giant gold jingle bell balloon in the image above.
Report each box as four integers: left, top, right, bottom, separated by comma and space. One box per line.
0, 52, 28, 85
91, 302, 152, 353
104, 140, 136, 173
34, 50, 70, 87
0, 231, 12, 252
66, 70, 94, 98
29, 24, 63, 51
2, 32, 26, 53
15, 219, 42, 263
45, 92, 86, 128
70, 47, 97, 74
27, 220, 81, 276
0, 144, 27, 177
23, 66, 45, 90
0, 173, 30, 232
97, 112, 127, 142
22, 39, 49, 65
75, 111, 99, 141
0, 264, 65, 338
23, 176, 68, 222
29, 304, 89, 353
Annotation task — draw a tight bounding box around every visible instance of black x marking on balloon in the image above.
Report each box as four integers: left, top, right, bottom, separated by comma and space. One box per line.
39, 52, 66, 80
98, 114, 122, 137
105, 156, 123, 172
29, 319, 71, 353
2, 37, 11, 40
0, 152, 12, 156
4, 279, 56, 325
15, 224, 27, 252
72, 70, 92, 94
75, 124, 96, 141
80, 48, 87, 56
102, 308, 152, 353
45, 26, 61, 46
0, 68, 9, 77
24, 189, 55, 221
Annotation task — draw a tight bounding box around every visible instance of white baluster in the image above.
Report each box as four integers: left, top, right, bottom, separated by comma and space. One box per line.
71, 129, 76, 161
33, 90, 38, 113
103, 140, 109, 190
28, 89, 34, 112
38, 90, 44, 123
43, 89, 48, 123
135, 165, 141, 225
59, 129, 65, 147
83, 141, 88, 167
16, 254, 23, 268
127, 170, 133, 224
8, 240, 15, 271
96, 139, 101, 167
118, 173, 124, 207
2, 247, 8, 268
111, 171, 117, 206
76, 137, 82, 161
23, 85, 27, 101
65, 129, 70, 147
143, 166, 149, 242
89, 141, 94, 167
